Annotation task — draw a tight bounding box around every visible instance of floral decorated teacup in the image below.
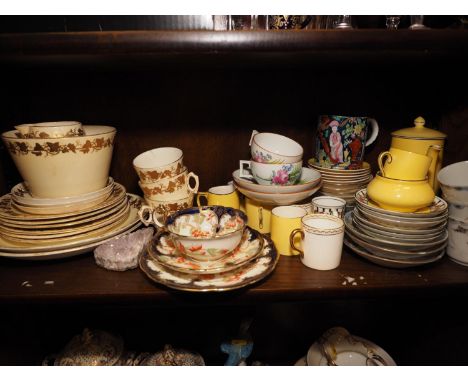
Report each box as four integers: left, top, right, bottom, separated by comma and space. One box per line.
250, 130, 303, 164
157, 206, 247, 262
239, 160, 302, 186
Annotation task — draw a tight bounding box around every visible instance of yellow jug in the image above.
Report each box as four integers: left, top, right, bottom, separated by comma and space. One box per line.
390, 117, 446, 192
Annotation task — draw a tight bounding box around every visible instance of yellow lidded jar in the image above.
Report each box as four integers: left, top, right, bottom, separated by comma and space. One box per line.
390, 116, 446, 192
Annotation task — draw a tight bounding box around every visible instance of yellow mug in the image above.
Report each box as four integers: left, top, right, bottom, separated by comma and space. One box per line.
244, 197, 273, 234
271, 206, 308, 256
378, 148, 432, 181
196, 185, 240, 209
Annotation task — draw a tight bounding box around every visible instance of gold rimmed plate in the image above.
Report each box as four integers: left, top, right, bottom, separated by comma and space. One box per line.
0, 203, 130, 239
0, 194, 143, 254
147, 226, 264, 275
308, 158, 371, 174
0, 197, 128, 229
139, 235, 279, 292
0, 183, 127, 221
344, 236, 445, 269
345, 211, 448, 252
355, 189, 448, 218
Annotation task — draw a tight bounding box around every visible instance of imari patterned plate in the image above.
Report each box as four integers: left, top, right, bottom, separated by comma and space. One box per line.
139, 235, 279, 292
147, 227, 264, 275
355, 189, 448, 218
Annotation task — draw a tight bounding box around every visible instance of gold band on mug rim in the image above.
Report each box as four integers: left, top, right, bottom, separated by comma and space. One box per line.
301, 214, 345, 236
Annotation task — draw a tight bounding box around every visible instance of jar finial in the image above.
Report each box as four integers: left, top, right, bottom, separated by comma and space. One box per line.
414, 116, 425, 128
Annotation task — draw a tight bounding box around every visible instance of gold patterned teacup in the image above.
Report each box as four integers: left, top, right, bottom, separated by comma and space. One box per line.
290, 214, 345, 270
15, 121, 84, 138
138, 193, 194, 226
133, 147, 184, 183
139, 168, 199, 201
196, 185, 240, 209
378, 147, 432, 181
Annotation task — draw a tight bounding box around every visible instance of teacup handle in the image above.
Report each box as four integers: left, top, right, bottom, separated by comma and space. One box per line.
138, 205, 164, 228
249, 130, 259, 146
289, 229, 305, 258
196, 192, 209, 207
187, 172, 200, 194
239, 160, 254, 180
377, 151, 392, 178
365, 118, 379, 147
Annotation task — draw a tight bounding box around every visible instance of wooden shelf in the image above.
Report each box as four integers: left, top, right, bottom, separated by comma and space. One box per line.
1, 248, 468, 305
1, 30, 468, 67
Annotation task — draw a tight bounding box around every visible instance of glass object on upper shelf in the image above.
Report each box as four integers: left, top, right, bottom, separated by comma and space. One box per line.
409, 15, 429, 30
386, 15, 402, 30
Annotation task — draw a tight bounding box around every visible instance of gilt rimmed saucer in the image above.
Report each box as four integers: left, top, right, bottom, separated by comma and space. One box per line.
139, 236, 278, 292
355, 189, 448, 218
147, 226, 264, 275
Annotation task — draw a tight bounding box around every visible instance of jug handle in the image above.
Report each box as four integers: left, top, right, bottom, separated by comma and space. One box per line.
427, 144, 442, 189
377, 151, 392, 178
365, 118, 379, 147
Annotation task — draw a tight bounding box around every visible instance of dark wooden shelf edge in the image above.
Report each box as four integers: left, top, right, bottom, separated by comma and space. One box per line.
1, 30, 468, 66
2, 252, 468, 305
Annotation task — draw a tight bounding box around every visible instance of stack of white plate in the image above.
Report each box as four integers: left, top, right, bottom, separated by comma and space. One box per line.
232, 167, 322, 206
0, 180, 143, 260
308, 158, 372, 207
343, 189, 448, 268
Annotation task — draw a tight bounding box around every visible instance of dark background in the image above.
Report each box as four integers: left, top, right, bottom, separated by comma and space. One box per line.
0, 16, 468, 365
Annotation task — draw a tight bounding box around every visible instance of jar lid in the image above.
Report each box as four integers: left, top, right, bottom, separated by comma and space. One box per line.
391, 117, 447, 139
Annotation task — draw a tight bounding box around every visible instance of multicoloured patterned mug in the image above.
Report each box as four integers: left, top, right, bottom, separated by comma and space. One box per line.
315, 115, 379, 170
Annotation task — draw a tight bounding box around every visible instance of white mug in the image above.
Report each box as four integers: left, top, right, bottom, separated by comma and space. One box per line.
290, 214, 345, 270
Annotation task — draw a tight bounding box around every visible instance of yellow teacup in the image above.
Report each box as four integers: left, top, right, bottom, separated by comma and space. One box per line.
271, 206, 308, 256
244, 197, 273, 234
378, 148, 432, 181
196, 185, 240, 209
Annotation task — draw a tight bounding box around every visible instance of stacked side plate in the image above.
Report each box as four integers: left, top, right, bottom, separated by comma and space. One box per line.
0, 181, 143, 260
308, 159, 372, 207
344, 189, 448, 268
233, 167, 322, 206
139, 226, 279, 292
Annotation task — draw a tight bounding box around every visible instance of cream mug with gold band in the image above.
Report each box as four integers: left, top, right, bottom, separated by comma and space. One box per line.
244, 197, 273, 234
196, 185, 240, 209
290, 214, 345, 270
271, 206, 307, 256
378, 147, 433, 181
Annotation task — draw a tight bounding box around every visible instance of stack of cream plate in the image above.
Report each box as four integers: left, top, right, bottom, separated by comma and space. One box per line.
0, 180, 143, 260
344, 189, 448, 268
308, 159, 372, 207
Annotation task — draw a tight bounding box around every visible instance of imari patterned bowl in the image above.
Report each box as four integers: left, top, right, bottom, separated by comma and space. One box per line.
1, 125, 116, 198
162, 206, 248, 262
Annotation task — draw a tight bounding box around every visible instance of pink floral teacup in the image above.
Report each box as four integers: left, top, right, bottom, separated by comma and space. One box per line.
239, 160, 302, 186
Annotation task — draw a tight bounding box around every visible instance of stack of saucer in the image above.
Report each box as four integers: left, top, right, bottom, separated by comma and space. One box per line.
0, 181, 143, 260
344, 189, 448, 268
308, 159, 372, 207
139, 206, 279, 292
133, 147, 199, 222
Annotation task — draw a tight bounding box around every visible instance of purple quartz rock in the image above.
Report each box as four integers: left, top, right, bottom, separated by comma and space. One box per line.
94, 227, 154, 271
